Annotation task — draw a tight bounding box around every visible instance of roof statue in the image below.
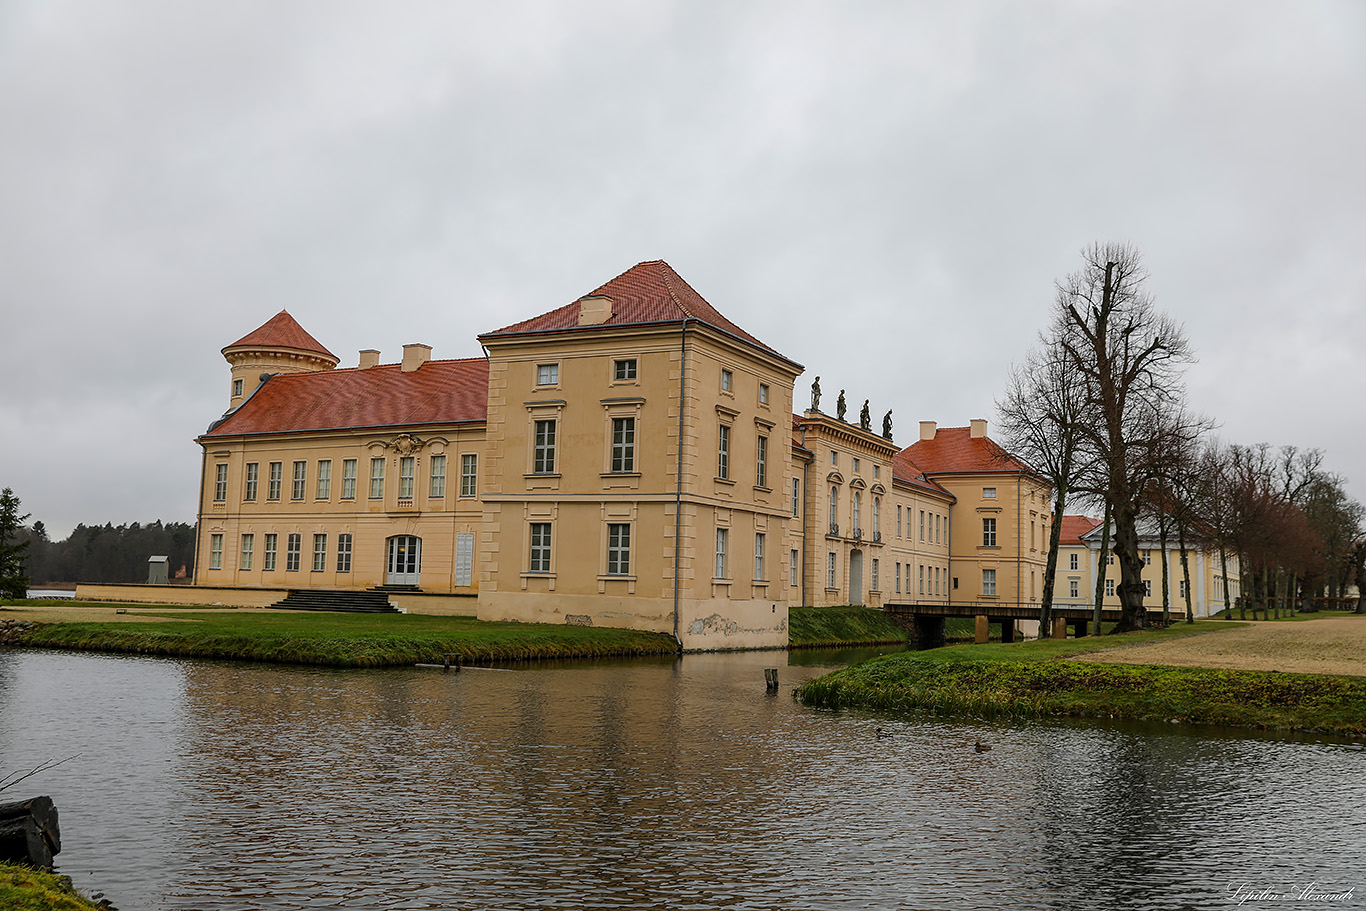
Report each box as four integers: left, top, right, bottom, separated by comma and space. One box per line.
882, 410, 893, 441
810, 376, 821, 412
836, 389, 847, 422
859, 400, 871, 433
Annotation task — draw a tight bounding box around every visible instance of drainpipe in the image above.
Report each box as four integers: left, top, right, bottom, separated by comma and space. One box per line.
672, 319, 691, 651
192, 445, 207, 586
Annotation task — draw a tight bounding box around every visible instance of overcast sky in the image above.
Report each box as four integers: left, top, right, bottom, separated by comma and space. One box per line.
2, 1, 1363, 539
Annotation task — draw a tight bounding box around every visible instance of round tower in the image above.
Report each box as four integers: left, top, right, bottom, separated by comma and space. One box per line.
221, 310, 339, 410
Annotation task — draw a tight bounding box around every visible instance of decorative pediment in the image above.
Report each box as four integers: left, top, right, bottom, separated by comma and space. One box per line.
849, 477, 867, 490
826, 471, 845, 485
870, 482, 886, 496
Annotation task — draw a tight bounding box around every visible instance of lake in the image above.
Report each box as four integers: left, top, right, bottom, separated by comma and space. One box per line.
0, 648, 1361, 910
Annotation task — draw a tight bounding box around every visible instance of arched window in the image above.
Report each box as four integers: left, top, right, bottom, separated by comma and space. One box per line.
852, 491, 862, 533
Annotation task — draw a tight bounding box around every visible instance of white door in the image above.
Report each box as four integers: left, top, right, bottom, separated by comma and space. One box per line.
455, 534, 474, 588
386, 536, 422, 585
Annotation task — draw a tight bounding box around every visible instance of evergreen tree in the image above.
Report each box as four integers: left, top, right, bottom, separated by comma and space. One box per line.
0, 487, 32, 598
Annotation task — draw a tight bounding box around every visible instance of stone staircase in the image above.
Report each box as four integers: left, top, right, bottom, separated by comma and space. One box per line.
269, 589, 401, 614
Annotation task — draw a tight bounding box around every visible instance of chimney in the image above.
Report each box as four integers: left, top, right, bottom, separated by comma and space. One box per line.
401, 344, 432, 373
358, 349, 380, 370
578, 295, 613, 326
970, 418, 988, 439
919, 421, 937, 441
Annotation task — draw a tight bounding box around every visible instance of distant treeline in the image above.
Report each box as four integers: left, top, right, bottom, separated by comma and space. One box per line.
20, 520, 196, 586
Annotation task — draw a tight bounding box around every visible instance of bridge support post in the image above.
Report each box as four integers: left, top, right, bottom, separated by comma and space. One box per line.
913, 615, 946, 649
1051, 617, 1068, 640
974, 615, 989, 644
998, 620, 1016, 643
1070, 619, 1089, 638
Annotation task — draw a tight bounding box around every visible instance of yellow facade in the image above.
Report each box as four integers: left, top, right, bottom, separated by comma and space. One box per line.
190, 261, 1056, 649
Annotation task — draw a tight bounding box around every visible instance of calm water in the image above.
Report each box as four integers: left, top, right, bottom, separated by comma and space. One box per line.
0, 648, 1362, 911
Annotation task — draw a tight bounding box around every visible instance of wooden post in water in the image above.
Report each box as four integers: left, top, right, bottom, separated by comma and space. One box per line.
764, 668, 779, 692
443, 654, 461, 673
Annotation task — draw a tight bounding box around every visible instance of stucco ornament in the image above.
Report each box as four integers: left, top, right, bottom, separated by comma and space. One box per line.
393, 434, 422, 455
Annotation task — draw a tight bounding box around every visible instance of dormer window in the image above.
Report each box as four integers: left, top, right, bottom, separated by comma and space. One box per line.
537, 364, 559, 386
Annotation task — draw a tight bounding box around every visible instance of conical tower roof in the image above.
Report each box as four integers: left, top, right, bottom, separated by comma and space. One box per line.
223, 310, 337, 362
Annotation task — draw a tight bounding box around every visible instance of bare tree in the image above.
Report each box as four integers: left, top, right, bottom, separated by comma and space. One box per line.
995, 333, 1091, 636
1055, 244, 1195, 632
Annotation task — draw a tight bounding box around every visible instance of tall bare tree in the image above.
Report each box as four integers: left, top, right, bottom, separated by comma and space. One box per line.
996, 333, 1090, 636
1055, 244, 1194, 632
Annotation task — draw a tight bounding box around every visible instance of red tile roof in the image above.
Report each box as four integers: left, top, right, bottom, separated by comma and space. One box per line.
202, 358, 489, 438
890, 450, 953, 497
898, 426, 1033, 476
1059, 515, 1101, 545
223, 310, 337, 361
481, 260, 799, 367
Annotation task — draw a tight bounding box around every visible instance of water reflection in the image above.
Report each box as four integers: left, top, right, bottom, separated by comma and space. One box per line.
0, 648, 1362, 911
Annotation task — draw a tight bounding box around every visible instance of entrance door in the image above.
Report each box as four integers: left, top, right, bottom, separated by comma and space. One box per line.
849, 550, 864, 606
386, 536, 422, 586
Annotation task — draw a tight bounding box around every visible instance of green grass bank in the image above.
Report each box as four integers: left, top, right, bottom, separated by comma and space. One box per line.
797, 622, 1366, 736
788, 605, 911, 647
0, 863, 108, 911
12, 609, 680, 667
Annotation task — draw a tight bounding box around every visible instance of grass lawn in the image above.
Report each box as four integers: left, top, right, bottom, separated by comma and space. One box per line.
797, 619, 1366, 736
11, 608, 680, 666
0, 863, 107, 911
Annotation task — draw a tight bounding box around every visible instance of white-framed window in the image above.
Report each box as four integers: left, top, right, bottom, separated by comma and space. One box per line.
214, 463, 228, 502
533, 420, 557, 473
1144, 550, 1152, 566
982, 568, 997, 596
895, 562, 901, 593
919, 564, 925, 594
1179, 579, 1187, 598
829, 486, 838, 527
1106, 578, 1115, 597
612, 417, 635, 473
872, 497, 880, 536
852, 457, 860, 474
715, 528, 728, 578
429, 455, 446, 497
936, 567, 942, 595
717, 424, 730, 479
369, 458, 385, 499
341, 459, 357, 500
399, 456, 415, 499
607, 523, 631, 575
1143, 579, 1152, 597
461, 454, 478, 497
529, 523, 552, 573
536, 363, 558, 386
919, 510, 925, 541
244, 462, 258, 501
759, 383, 769, 405
897, 505, 902, 537
292, 461, 306, 500
827, 552, 837, 589
1069, 552, 1079, 571
286, 534, 301, 572
720, 368, 733, 392
873, 465, 880, 480
1069, 579, 1079, 598
316, 460, 331, 499
209, 534, 223, 570
872, 558, 879, 592
754, 533, 765, 581
983, 487, 997, 499
312, 534, 327, 572
1108, 554, 1115, 565
936, 514, 942, 543
755, 435, 768, 488
268, 462, 282, 501
232, 378, 243, 397
264, 534, 277, 571
792, 478, 800, 517
240, 534, 254, 571
983, 517, 996, 547
614, 358, 637, 382
830, 450, 838, 467
337, 534, 352, 573
852, 491, 862, 534
791, 549, 799, 586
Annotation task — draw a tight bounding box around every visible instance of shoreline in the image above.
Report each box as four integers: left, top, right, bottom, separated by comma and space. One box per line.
797, 617, 1366, 737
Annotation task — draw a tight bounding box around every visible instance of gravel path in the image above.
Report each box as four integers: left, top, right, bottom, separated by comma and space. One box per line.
1076, 615, 1366, 676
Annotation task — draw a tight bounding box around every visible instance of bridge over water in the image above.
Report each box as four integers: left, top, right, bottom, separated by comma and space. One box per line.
880, 600, 1186, 647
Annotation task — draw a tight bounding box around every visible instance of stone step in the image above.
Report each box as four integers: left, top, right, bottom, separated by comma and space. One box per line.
270, 589, 400, 614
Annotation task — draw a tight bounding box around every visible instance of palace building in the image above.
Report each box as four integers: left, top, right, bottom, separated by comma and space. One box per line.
188, 260, 1048, 649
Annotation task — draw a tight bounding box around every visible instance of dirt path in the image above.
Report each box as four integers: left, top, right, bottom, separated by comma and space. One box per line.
1076, 615, 1366, 676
